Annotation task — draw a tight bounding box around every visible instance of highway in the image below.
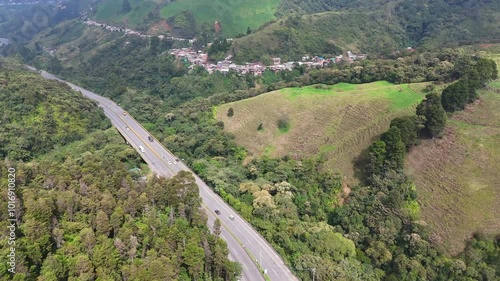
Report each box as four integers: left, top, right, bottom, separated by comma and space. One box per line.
33, 68, 299, 281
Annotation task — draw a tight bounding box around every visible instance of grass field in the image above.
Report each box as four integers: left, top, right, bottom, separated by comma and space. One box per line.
94, 0, 158, 28
216, 81, 431, 185
160, 0, 280, 37
406, 51, 500, 255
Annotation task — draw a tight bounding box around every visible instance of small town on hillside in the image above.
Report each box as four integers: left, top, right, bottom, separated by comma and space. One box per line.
81, 19, 369, 76
77, 18, 369, 76
169, 48, 367, 76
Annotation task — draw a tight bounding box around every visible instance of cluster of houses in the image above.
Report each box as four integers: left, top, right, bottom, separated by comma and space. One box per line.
74, 18, 369, 76
169, 48, 367, 76
0, 0, 39, 5
82, 19, 196, 43
169, 48, 267, 75
84, 20, 150, 38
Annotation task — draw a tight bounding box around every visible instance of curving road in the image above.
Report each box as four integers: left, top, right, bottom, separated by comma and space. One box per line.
32, 68, 299, 281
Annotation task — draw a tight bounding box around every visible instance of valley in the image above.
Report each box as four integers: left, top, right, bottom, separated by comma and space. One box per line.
0, 1, 499, 280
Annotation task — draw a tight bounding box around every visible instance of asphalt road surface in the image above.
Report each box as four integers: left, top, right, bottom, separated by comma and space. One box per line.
33, 68, 299, 281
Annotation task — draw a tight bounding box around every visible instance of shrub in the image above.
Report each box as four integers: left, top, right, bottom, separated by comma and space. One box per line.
277, 117, 290, 132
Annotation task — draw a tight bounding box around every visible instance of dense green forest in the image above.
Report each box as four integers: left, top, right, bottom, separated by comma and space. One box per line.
0, 62, 241, 280
0, 60, 109, 161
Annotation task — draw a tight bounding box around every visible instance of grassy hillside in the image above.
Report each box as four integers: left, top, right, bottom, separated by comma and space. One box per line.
94, 0, 159, 28
231, 11, 409, 62
406, 50, 500, 255
160, 0, 280, 37
216, 81, 434, 185
91, 0, 281, 36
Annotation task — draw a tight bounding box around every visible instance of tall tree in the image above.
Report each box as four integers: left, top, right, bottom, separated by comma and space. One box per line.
367, 140, 387, 176
381, 126, 406, 170
183, 242, 205, 280
417, 93, 447, 138
441, 80, 469, 112
213, 218, 221, 237
390, 116, 419, 150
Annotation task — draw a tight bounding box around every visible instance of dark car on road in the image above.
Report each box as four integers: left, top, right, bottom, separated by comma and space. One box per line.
215, 209, 221, 215
148, 136, 153, 142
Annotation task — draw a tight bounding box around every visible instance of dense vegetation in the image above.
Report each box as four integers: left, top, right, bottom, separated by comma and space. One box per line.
354, 56, 499, 281
0, 62, 241, 280
441, 57, 498, 112
366, 56, 497, 183
0, 60, 109, 161
231, 11, 406, 63
233, 0, 500, 62
2, 15, 499, 278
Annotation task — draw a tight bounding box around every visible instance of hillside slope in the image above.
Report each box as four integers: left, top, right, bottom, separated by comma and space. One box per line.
94, 0, 159, 29
406, 50, 500, 255
160, 0, 280, 37
90, 0, 281, 37
0, 60, 109, 161
216, 81, 433, 185
231, 11, 408, 62
232, 0, 500, 62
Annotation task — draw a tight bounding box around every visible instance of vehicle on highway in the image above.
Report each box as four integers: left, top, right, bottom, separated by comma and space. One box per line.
168, 161, 172, 165
148, 136, 154, 142
126, 126, 130, 131
139, 146, 145, 153
175, 158, 180, 162
215, 209, 221, 215
229, 215, 235, 220
122, 111, 127, 116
